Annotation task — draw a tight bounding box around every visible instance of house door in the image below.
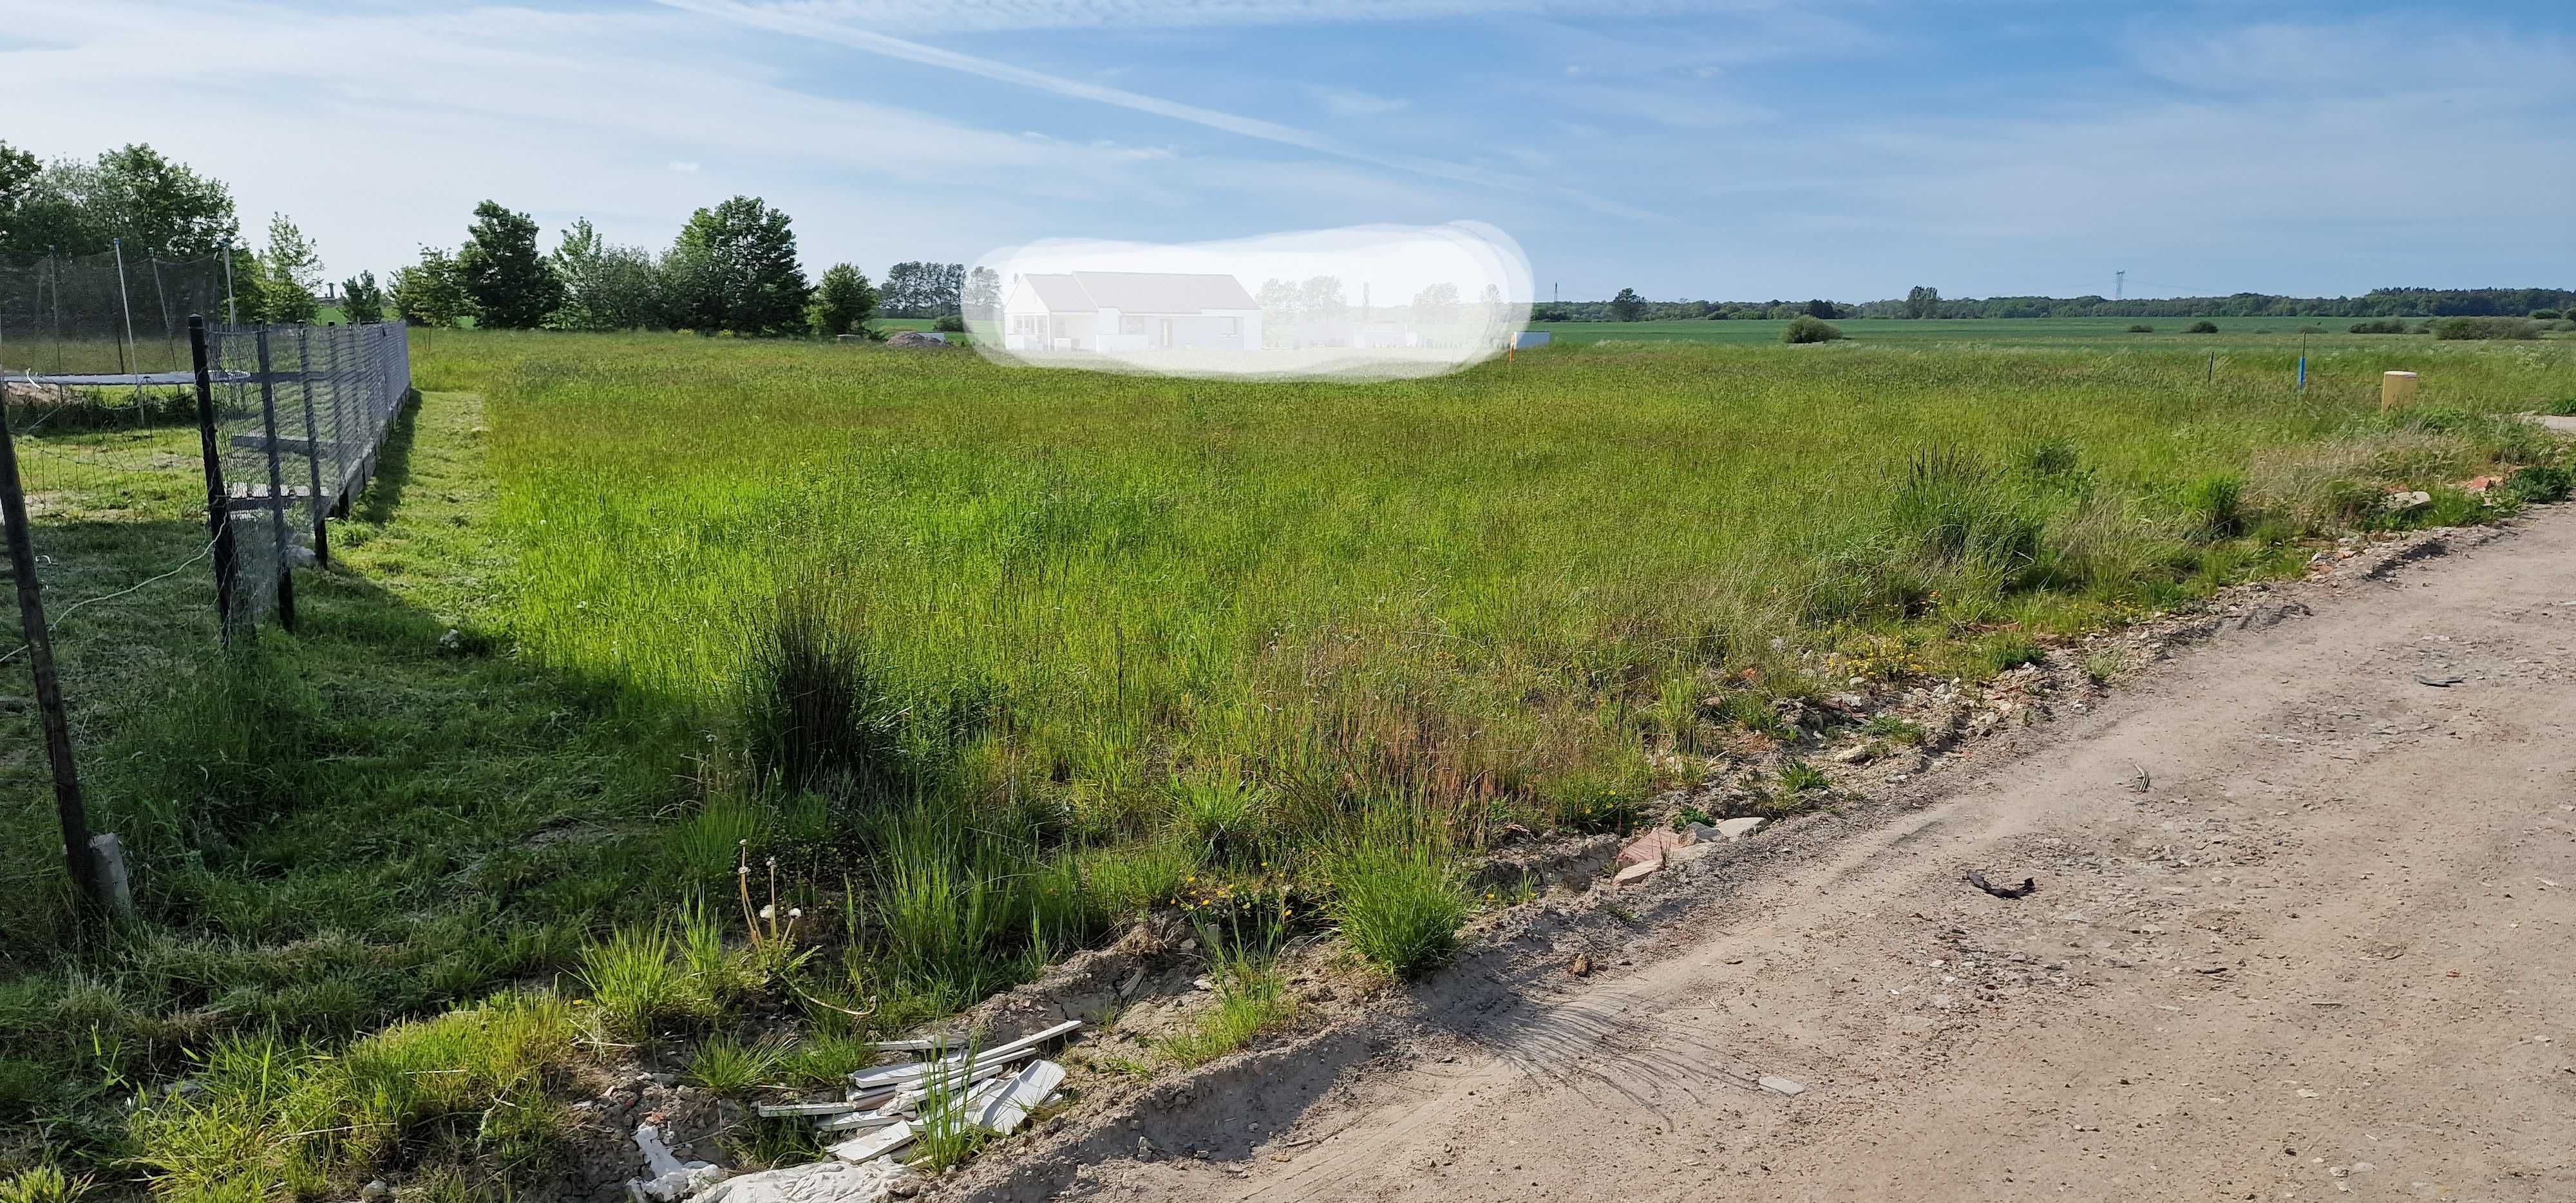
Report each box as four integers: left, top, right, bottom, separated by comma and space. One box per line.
1159, 318, 1173, 347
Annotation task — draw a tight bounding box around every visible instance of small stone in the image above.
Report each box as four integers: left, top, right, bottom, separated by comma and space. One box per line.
359, 1182, 389, 1199
1758, 1075, 1807, 1096
1714, 817, 1766, 841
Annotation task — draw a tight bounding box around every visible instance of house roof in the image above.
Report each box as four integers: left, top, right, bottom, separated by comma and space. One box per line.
1013, 271, 1257, 314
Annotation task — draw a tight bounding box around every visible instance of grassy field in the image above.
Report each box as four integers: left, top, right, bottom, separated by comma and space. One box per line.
1531, 314, 2575, 345
3, 327, 2571, 1197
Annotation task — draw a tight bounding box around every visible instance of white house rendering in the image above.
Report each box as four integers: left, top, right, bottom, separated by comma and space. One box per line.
1000, 271, 1262, 353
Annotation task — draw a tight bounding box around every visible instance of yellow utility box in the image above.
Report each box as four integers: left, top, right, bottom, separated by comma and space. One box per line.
2381, 370, 2419, 413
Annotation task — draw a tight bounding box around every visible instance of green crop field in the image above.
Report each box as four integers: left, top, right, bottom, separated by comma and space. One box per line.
1528, 314, 2541, 345
3, 327, 2571, 1197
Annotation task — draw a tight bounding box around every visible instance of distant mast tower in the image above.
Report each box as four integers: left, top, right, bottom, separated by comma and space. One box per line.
2115, 270, 2125, 301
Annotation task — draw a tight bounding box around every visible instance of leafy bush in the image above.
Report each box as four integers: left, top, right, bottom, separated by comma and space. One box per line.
932, 313, 966, 334
2125, 323, 2153, 333
1781, 315, 1844, 344
2530, 309, 2563, 321
2348, 318, 2407, 334
2186, 320, 2219, 334
2506, 465, 2572, 504
2430, 316, 2542, 341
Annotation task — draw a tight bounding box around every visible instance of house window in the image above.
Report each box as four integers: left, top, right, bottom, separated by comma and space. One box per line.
1121, 316, 1147, 335
1221, 317, 1240, 337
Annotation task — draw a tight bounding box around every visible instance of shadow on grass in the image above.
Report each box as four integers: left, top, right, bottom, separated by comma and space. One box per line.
349, 393, 420, 526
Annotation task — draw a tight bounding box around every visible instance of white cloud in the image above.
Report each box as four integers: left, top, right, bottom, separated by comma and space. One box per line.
657, 0, 1654, 218
721, 0, 1805, 34
0, 1, 1227, 278
1309, 86, 1410, 118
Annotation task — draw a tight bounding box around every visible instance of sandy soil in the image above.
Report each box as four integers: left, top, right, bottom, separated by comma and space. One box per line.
965, 509, 2576, 1203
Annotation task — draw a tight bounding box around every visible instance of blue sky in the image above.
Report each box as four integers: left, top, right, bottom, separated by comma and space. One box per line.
7, 0, 2571, 300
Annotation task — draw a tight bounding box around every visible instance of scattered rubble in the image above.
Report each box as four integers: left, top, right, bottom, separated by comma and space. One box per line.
692, 1159, 909, 1202
626, 1122, 727, 1200
722, 1021, 1084, 1194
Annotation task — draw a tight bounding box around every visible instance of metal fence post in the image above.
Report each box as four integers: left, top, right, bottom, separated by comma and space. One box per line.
294, 327, 329, 567
189, 317, 238, 640
0, 395, 104, 921
253, 328, 296, 632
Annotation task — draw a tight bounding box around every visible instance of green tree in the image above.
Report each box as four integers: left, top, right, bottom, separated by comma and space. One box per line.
962, 265, 1001, 323
391, 246, 475, 327
0, 143, 240, 260
667, 196, 810, 336
0, 141, 39, 247
458, 200, 564, 328
1608, 287, 1645, 321
808, 263, 876, 337
341, 270, 386, 324
549, 218, 661, 330
95, 144, 239, 257
1903, 285, 1940, 319
254, 213, 321, 323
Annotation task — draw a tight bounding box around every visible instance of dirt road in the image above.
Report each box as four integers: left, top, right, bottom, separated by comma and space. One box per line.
999, 511, 2576, 1202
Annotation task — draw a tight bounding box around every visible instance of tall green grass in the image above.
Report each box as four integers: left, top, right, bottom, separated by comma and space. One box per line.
415, 330, 2570, 972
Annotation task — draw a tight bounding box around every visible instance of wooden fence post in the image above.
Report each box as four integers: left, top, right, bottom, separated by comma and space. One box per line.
0, 395, 104, 920
190, 316, 239, 640
294, 326, 330, 567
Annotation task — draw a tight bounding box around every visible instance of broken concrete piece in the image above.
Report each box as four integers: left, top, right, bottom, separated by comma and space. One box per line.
1612, 860, 1660, 888
849, 1020, 1082, 1091
628, 1122, 728, 1200
759, 1099, 865, 1119
1759, 1075, 1808, 1097
1714, 817, 1766, 841
696, 1158, 909, 1203
851, 1045, 1034, 1092
864, 1036, 960, 1053
1616, 828, 1685, 869
829, 1119, 916, 1164
815, 1107, 906, 1133
969, 1060, 1067, 1135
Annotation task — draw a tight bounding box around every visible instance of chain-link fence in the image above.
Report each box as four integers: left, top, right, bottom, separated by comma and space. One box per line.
200, 321, 412, 630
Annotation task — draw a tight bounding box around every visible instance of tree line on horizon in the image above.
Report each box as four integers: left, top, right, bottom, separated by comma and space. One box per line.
0, 140, 1000, 340
1545, 283, 2576, 323
385, 204, 1002, 339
